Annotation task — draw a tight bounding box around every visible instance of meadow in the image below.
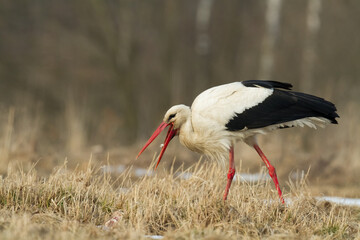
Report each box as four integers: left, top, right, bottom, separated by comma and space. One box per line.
0, 89, 359, 239
0, 155, 359, 240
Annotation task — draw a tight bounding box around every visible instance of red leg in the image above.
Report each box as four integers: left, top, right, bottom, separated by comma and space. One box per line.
253, 144, 285, 204
223, 146, 235, 201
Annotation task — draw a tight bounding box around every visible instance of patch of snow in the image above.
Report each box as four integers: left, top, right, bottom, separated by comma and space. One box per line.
101, 165, 273, 183
134, 168, 155, 177
144, 235, 164, 239
235, 173, 271, 182
174, 171, 193, 180
316, 196, 360, 207
101, 164, 126, 174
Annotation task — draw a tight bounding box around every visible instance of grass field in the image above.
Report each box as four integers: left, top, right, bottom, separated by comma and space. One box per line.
0, 103, 359, 239
0, 100, 359, 239
0, 157, 359, 240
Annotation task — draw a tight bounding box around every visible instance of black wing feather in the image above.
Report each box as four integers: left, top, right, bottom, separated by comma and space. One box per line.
242, 80, 293, 90
226, 85, 339, 131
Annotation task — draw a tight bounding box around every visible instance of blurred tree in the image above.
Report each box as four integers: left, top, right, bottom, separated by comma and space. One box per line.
0, 0, 359, 152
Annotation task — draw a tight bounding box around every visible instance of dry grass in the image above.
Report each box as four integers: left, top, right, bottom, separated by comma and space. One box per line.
0, 103, 359, 239
0, 159, 359, 240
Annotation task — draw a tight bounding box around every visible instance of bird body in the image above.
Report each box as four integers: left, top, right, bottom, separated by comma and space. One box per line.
166, 81, 336, 159
164, 83, 275, 159
137, 80, 339, 203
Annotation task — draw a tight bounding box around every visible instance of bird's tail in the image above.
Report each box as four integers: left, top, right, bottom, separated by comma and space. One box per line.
290, 91, 339, 124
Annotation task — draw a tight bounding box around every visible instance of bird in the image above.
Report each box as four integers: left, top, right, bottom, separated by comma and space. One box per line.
137, 80, 339, 203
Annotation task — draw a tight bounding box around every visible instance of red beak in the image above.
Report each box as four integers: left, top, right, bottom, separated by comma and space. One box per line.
137, 122, 178, 170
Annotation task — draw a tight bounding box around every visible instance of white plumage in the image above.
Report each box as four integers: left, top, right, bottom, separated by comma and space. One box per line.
169, 82, 329, 159
137, 80, 339, 202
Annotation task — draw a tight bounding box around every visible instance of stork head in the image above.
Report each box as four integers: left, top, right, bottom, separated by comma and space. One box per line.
163, 104, 190, 129
137, 104, 191, 170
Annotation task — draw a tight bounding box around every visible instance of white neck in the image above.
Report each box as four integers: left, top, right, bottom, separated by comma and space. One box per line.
178, 112, 232, 159
178, 115, 198, 152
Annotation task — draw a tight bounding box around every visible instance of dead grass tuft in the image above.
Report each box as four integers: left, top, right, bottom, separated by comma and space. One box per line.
0, 160, 358, 239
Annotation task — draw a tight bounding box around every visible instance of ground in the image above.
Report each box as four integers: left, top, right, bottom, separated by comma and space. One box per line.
0, 157, 359, 240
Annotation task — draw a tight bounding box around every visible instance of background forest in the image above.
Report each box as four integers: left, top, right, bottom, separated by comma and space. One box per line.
0, 0, 359, 188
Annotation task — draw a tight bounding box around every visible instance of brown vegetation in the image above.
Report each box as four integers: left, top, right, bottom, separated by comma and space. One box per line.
0, 160, 359, 239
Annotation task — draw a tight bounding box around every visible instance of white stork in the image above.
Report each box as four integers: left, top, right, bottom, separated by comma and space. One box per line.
137, 80, 339, 203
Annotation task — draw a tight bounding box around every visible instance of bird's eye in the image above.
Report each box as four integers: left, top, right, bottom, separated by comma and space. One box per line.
168, 113, 176, 121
